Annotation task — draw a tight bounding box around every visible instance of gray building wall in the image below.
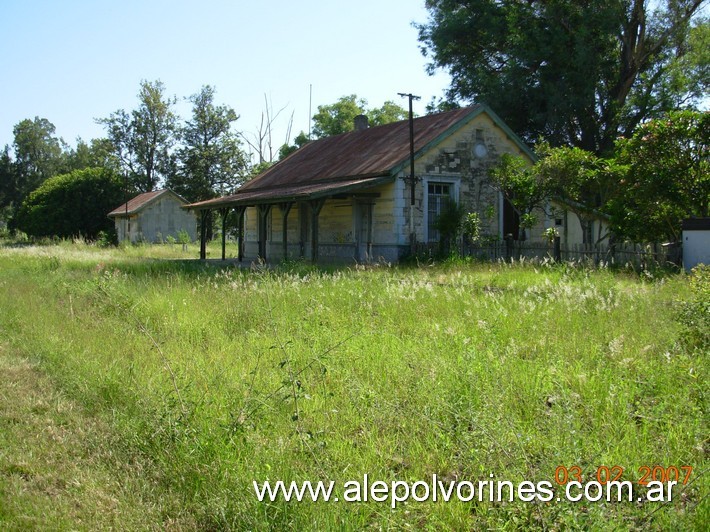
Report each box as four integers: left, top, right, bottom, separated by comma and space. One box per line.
115, 193, 197, 243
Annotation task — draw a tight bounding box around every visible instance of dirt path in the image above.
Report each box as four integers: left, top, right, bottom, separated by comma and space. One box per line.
0, 344, 186, 530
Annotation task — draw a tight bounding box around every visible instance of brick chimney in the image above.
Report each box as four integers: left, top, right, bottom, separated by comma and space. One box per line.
354, 114, 369, 131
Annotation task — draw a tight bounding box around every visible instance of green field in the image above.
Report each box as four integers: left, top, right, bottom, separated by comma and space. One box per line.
0, 242, 707, 530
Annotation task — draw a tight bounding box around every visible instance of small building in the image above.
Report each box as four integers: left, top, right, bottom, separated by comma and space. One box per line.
549, 198, 610, 249
682, 218, 710, 271
186, 105, 608, 262
108, 189, 197, 244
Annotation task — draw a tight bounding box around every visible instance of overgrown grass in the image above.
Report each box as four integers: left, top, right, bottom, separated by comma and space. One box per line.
0, 243, 707, 529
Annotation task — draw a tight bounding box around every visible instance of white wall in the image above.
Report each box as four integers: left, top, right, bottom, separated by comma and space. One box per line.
683, 230, 710, 271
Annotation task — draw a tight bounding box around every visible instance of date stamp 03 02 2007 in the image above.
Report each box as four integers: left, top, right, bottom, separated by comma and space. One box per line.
554, 465, 694, 487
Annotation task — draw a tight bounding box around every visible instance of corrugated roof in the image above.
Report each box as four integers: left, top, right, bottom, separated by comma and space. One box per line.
186, 106, 484, 209
108, 189, 187, 217
187, 176, 390, 209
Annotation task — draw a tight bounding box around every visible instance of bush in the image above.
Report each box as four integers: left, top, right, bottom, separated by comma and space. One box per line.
677, 265, 710, 350
433, 200, 466, 256
96, 229, 118, 248
15, 167, 126, 239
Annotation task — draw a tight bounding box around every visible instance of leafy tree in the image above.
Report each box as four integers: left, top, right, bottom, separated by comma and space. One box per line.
14, 167, 124, 239
168, 85, 248, 201
609, 110, 709, 242
311, 95, 411, 138
490, 154, 552, 240
536, 144, 621, 244
312, 95, 368, 138
433, 199, 466, 255
368, 100, 410, 125
278, 131, 310, 160
11, 117, 67, 204
0, 145, 17, 221
246, 161, 276, 180
418, 0, 707, 154
98, 80, 177, 192
66, 138, 120, 173
668, 19, 710, 104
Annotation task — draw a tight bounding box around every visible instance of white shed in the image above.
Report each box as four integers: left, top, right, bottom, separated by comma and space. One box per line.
682, 218, 710, 272
108, 189, 197, 244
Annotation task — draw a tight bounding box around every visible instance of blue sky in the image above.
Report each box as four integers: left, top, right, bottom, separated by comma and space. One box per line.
0, 0, 452, 159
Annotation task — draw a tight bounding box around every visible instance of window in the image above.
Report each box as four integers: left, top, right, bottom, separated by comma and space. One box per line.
555, 218, 563, 227
427, 182, 452, 242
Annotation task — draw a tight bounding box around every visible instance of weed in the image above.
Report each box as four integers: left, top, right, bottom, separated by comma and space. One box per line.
0, 244, 705, 529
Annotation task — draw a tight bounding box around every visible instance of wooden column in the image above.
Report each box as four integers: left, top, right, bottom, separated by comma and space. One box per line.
299, 203, 307, 258
219, 207, 230, 260
234, 206, 246, 262
199, 209, 209, 260
309, 199, 325, 262
257, 205, 272, 260
280, 202, 293, 261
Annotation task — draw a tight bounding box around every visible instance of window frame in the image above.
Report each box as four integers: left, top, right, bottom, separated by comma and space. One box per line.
423, 176, 460, 243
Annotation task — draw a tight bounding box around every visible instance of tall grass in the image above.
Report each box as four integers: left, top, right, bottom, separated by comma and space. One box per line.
0, 244, 706, 529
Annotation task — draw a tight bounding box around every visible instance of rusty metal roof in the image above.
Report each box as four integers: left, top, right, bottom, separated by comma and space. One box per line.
186, 106, 485, 209
108, 189, 187, 217
187, 176, 391, 209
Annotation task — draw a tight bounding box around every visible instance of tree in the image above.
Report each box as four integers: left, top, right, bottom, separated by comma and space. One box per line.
368, 100, 410, 126
418, 1, 708, 155
433, 199, 466, 256
312, 95, 368, 138
490, 154, 552, 240
168, 85, 248, 201
668, 19, 710, 104
11, 117, 67, 205
609, 110, 709, 242
536, 144, 620, 244
66, 138, 120, 173
14, 167, 124, 239
278, 131, 310, 161
98, 80, 177, 192
311, 95, 411, 138
0, 145, 17, 221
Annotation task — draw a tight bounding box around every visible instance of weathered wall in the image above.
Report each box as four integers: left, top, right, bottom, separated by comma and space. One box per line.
241, 110, 607, 261
551, 202, 610, 248
241, 180, 403, 263
116, 194, 197, 243
400, 112, 534, 244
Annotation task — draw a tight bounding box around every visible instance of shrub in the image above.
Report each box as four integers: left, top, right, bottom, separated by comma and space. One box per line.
677, 265, 710, 350
15, 167, 125, 239
96, 228, 118, 248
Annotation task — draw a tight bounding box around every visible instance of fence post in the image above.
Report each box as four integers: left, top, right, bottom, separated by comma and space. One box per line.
554, 236, 561, 262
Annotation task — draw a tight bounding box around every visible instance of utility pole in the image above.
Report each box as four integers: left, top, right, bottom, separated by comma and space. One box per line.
398, 92, 420, 256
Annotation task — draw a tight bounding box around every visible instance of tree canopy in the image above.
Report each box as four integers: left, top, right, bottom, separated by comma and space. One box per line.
311, 95, 410, 138
277, 95, 411, 160
98, 80, 177, 192
489, 110, 708, 244
418, 0, 708, 155
11, 117, 67, 205
490, 153, 552, 240
610, 110, 709, 242
167, 85, 248, 201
